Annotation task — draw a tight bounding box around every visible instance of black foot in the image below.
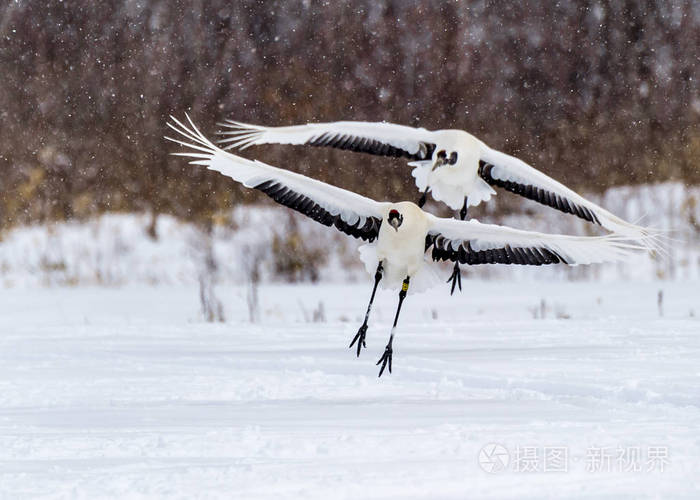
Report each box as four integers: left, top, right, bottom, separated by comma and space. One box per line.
447, 262, 462, 295
376, 341, 393, 377
349, 323, 368, 357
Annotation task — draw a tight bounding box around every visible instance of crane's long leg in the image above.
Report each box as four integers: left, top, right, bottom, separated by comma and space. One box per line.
349, 262, 383, 357
418, 189, 429, 208
446, 197, 469, 295
376, 276, 410, 377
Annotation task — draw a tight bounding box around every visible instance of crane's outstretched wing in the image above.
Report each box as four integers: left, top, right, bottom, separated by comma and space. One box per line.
426, 215, 642, 266
478, 146, 652, 241
218, 120, 437, 161
166, 116, 385, 242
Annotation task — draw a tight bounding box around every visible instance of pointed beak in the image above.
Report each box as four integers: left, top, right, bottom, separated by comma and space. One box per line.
389, 219, 400, 231
432, 157, 446, 171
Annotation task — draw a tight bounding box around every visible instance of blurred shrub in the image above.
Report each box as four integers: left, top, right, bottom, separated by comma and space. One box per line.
271, 214, 327, 282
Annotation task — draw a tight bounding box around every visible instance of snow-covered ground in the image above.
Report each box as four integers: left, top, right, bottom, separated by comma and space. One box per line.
1, 281, 699, 499
1, 182, 699, 497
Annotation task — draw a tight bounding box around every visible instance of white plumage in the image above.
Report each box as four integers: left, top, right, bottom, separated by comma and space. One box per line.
168, 115, 643, 294
167, 115, 648, 376
218, 119, 654, 245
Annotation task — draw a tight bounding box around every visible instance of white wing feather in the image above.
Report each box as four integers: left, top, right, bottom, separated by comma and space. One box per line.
166, 116, 387, 234
427, 215, 643, 265
218, 120, 435, 157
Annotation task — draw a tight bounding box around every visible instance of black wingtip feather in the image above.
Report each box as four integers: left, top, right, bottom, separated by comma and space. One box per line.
305, 133, 436, 161
479, 161, 600, 226
424, 234, 573, 267
255, 180, 381, 242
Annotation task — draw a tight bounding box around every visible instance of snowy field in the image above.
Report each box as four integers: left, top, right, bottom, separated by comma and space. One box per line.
1, 281, 699, 499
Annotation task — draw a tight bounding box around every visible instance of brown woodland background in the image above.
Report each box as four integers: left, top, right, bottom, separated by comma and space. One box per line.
1, 0, 698, 232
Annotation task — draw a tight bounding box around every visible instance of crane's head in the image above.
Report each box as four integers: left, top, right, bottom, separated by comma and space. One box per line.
432, 149, 459, 169
388, 209, 404, 231
429, 130, 481, 173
